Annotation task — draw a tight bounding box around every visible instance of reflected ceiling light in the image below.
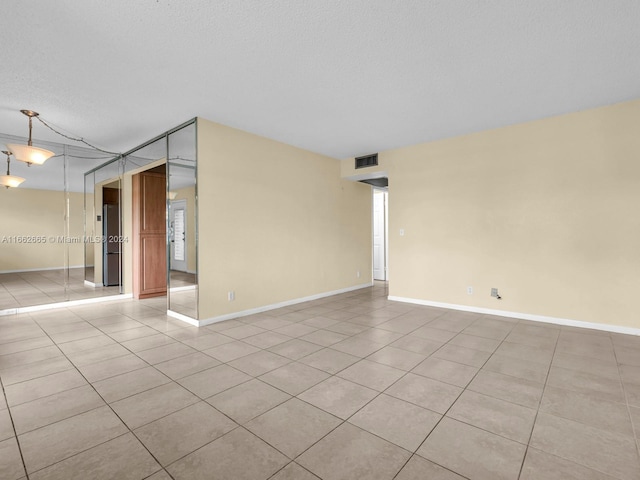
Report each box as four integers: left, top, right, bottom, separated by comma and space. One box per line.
168, 191, 178, 200
0, 151, 25, 188
6, 110, 55, 166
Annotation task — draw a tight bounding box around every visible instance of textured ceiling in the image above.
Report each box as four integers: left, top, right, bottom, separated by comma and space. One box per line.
1, 1, 639, 160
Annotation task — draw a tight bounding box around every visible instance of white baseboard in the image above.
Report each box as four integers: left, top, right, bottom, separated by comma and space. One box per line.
84, 280, 104, 288
169, 285, 197, 293
388, 296, 640, 336
194, 282, 374, 327
167, 309, 199, 326
0, 265, 84, 274
0, 293, 133, 316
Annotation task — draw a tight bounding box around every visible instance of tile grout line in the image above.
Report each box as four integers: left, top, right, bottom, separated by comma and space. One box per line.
611, 338, 640, 463
388, 313, 517, 480
23, 312, 181, 479
515, 318, 561, 480
0, 375, 30, 480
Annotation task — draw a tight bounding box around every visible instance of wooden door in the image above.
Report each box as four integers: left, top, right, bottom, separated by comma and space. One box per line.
132, 171, 167, 298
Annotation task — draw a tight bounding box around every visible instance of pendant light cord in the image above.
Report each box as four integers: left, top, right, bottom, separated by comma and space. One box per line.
35, 115, 121, 156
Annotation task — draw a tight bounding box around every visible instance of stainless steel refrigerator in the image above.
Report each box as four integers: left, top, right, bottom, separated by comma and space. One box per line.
103, 204, 121, 286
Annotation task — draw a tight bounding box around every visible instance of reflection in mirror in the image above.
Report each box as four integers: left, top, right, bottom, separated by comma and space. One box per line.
168, 123, 197, 319
0, 133, 120, 312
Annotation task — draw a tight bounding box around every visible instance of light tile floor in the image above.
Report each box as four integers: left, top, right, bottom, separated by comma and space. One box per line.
0, 283, 639, 479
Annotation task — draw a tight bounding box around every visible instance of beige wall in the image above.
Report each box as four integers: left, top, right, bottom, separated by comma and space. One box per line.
197, 118, 372, 320
342, 100, 640, 329
0, 188, 88, 272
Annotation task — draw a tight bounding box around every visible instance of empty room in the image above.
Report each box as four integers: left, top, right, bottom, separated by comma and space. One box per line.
1, 2, 639, 480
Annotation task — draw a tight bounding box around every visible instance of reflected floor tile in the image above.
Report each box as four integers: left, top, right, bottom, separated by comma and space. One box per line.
418, 417, 526, 480
28, 433, 160, 480
167, 427, 288, 480
135, 401, 237, 466
245, 398, 341, 458
530, 413, 640, 480
298, 423, 410, 480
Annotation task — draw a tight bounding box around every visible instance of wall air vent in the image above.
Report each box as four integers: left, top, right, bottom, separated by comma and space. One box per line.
355, 153, 378, 169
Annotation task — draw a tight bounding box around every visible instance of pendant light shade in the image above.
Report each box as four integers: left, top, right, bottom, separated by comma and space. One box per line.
9, 110, 55, 166
5, 143, 54, 166
0, 151, 25, 188
0, 174, 26, 188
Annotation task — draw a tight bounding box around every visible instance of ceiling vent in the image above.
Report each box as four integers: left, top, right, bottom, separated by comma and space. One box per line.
355, 153, 378, 169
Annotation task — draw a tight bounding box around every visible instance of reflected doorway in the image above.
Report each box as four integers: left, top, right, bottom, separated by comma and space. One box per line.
170, 199, 187, 273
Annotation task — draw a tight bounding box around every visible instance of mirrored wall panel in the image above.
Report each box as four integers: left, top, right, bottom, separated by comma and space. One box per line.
167, 123, 197, 318
0, 132, 119, 312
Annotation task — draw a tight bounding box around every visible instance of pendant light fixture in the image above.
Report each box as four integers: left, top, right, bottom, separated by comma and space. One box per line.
6, 110, 55, 166
0, 151, 25, 188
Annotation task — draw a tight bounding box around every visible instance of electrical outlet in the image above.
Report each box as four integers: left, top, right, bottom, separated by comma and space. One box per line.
491, 288, 498, 297
228, 291, 235, 301
357, 271, 361, 278
467, 286, 473, 295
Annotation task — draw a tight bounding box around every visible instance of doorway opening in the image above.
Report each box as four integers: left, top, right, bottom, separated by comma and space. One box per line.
373, 188, 388, 281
